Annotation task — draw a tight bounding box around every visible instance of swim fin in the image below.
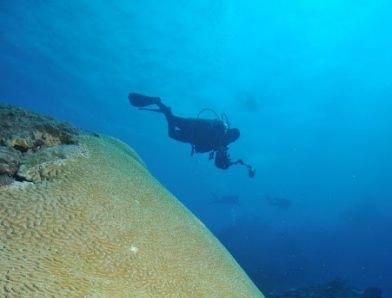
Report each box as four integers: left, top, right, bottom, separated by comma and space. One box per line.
128, 93, 160, 107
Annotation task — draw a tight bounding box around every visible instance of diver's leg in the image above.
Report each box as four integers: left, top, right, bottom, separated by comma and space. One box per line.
129, 93, 190, 142
155, 100, 172, 118
139, 99, 188, 141
153, 100, 191, 135
167, 115, 191, 142
156, 105, 194, 144
129, 93, 174, 119
167, 115, 183, 140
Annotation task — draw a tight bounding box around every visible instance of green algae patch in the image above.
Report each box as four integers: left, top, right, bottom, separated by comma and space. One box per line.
0, 104, 264, 297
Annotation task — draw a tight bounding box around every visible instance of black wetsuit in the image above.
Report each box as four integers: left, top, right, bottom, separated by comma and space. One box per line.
166, 115, 228, 153
129, 92, 255, 177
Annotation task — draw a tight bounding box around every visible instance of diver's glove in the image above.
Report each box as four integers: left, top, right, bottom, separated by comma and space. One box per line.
236, 159, 256, 178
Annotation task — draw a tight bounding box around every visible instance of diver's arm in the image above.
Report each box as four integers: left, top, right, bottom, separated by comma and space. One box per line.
227, 158, 256, 178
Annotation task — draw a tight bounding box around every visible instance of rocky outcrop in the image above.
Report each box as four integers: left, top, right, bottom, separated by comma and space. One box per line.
0, 104, 80, 186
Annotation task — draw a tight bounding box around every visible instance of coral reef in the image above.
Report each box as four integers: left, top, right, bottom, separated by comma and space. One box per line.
363, 287, 382, 298
269, 279, 382, 298
0, 103, 263, 297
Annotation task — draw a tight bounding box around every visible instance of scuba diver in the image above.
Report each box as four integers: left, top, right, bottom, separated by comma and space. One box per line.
128, 93, 256, 178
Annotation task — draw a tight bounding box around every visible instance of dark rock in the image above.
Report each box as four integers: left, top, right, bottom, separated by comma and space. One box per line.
363, 287, 382, 298
0, 146, 21, 176
0, 174, 14, 187
0, 103, 82, 185
0, 103, 80, 152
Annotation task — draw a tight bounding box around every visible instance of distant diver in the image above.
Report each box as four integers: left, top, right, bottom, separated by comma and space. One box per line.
128, 93, 255, 177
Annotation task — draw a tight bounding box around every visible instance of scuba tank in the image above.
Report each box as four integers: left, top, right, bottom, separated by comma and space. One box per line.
197, 108, 230, 130
196, 108, 256, 178
190, 108, 230, 155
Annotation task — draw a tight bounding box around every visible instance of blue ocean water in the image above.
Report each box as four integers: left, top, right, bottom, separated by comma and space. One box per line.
1, 0, 392, 296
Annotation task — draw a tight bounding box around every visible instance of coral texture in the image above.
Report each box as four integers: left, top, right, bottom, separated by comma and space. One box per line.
0, 103, 263, 297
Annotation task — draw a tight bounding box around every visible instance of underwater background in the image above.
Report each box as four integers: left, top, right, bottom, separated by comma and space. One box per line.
1, 0, 391, 296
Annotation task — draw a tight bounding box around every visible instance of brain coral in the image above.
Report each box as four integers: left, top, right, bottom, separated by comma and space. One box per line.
0, 103, 264, 297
